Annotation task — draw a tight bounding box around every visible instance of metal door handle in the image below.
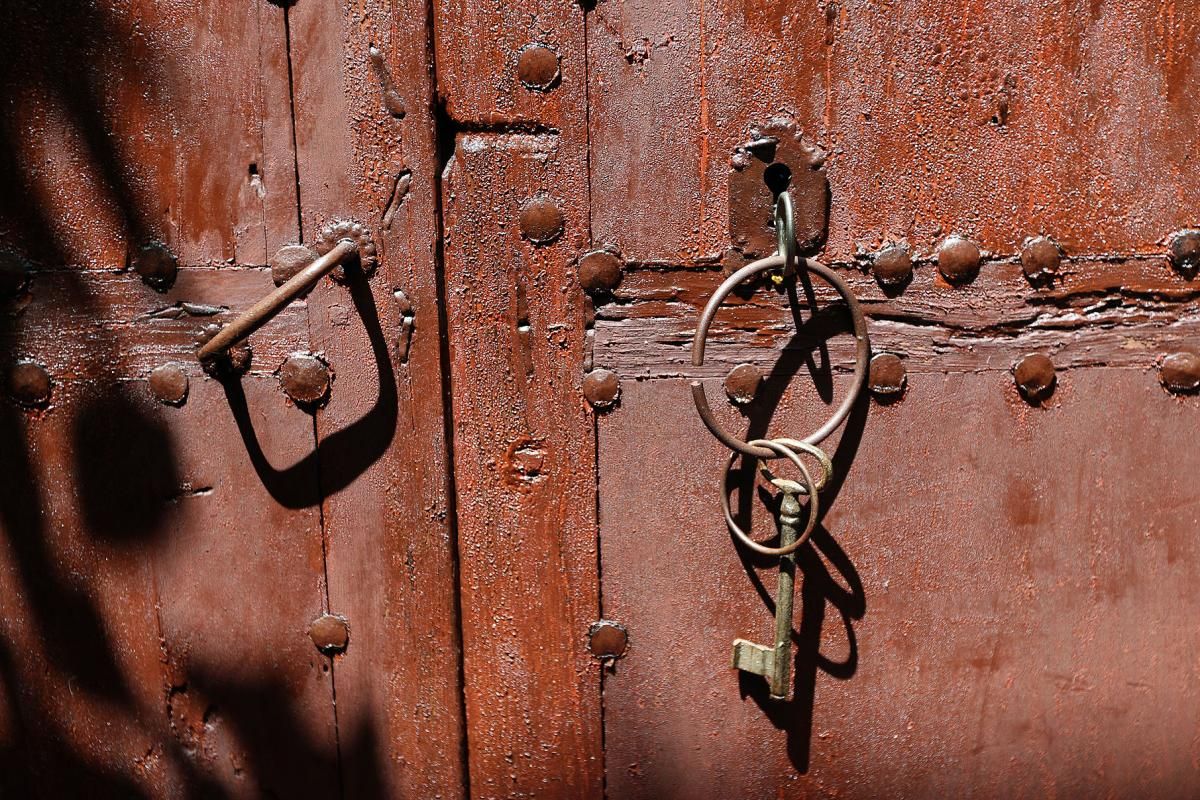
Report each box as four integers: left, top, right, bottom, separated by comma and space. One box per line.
197, 222, 376, 363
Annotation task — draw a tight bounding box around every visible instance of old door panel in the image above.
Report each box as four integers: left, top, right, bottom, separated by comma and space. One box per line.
587, 0, 1199, 265
599, 371, 1200, 798
0, 0, 297, 269
0, 268, 334, 794
286, 0, 468, 794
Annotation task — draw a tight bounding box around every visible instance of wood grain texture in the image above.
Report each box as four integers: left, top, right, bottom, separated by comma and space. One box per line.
441, 132, 602, 799
587, 0, 1200, 264
595, 256, 1200, 376
600, 373, 1200, 799
288, 0, 468, 795
0, 0, 297, 270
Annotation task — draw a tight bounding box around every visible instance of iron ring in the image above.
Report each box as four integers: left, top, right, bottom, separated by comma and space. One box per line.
722, 438, 820, 557
757, 439, 833, 494
690, 254, 871, 459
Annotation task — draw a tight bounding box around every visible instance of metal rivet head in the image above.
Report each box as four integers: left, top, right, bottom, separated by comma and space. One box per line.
872, 244, 912, 288
279, 353, 331, 407
577, 250, 623, 294
516, 44, 561, 91
132, 241, 178, 291
936, 236, 981, 285
196, 324, 252, 377
868, 352, 906, 399
149, 363, 189, 406
1167, 229, 1200, 274
7, 360, 52, 408
588, 620, 628, 659
582, 368, 620, 409
1020, 236, 1062, 284
1159, 351, 1200, 394
270, 244, 318, 287
0, 250, 31, 300
519, 196, 565, 245
1013, 353, 1056, 402
723, 363, 762, 406
309, 614, 349, 654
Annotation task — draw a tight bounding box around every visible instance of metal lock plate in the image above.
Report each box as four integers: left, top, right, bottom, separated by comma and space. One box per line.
728, 119, 829, 259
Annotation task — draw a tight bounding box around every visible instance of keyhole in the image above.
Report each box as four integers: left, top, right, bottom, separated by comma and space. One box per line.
763, 162, 792, 196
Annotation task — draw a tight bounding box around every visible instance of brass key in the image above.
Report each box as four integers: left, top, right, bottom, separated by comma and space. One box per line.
731, 487, 802, 700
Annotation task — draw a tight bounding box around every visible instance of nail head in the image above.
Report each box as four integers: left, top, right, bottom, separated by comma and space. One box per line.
723, 362, 762, 406
577, 250, 623, 294
7, 360, 51, 408
309, 614, 349, 654
516, 44, 561, 91
519, 196, 565, 245
582, 368, 620, 409
936, 236, 981, 285
279, 353, 332, 407
1160, 351, 1200, 394
1013, 353, 1057, 402
868, 353, 907, 398
149, 363, 189, 406
588, 620, 628, 659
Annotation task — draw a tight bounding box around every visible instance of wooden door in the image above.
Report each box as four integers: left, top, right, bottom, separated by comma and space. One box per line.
0, 1, 463, 796
433, 1, 1200, 799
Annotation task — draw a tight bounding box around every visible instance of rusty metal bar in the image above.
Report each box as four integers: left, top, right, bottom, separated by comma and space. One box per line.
197, 239, 357, 362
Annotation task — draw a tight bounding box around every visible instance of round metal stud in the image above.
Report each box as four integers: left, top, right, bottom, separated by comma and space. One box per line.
872, 244, 913, 288
583, 368, 620, 409
271, 244, 319, 287
279, 353, 332, 407
516, 44, 561, 91
132, 241, 178, 291
7, 360, 52, 408
149, 363, 189, 406
1013, 353, 1057, 402
1020, 236, 1062, 284
309, 614, 349, 654
588, 620, 628, 659
519, 196, 565, 245
1160, 351, 1200, 394
936, 236, 981, 285
868, 352, 907, 399
577, 250, 623, 294
724, 363, 762, 406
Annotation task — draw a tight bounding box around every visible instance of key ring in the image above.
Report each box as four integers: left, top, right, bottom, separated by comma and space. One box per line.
690, 255, 870, 459
722, 438, 820, 556
757, 438, 833, 494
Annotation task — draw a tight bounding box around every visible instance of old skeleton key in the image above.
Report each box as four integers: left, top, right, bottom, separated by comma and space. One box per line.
726, 438, 831, 700
690, 191, 870, 702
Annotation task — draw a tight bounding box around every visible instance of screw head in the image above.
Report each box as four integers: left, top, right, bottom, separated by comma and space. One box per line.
309, 613, 349, 654
723, 363, 762, 406
149, 363, 189, 406
519, 196, 565, 245
132, 241, 178, 291
582, 368, 620, 409
7, 360, 52, 408
270, 244, 318, 286
1160, 351, 1200, 394
577, 250, 623, 294
872, 244, 913, 288
1020, 236, 1062, 284
1168, 229, 1200, 274
1013, 353, 1057, 402
0, 250, 30, 300
868, 352, 907, 399
588, 620, 628, 659
936, 236, 981, 285
279, 353, 331, 407
516, 44, 560, 91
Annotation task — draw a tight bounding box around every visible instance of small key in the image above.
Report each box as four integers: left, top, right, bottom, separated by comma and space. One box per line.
732, 488, 801, 700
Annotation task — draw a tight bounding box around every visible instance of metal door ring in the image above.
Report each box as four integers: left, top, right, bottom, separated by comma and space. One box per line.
722, 438, 820, 557
690, 254, 871, 459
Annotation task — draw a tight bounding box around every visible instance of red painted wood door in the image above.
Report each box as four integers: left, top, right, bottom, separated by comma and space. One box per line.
0, 1, 463, 796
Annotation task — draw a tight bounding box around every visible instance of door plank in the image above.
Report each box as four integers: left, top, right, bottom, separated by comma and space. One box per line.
599, 371, 1200, 798
286, 1, 468, 795
434, 0, 603, 795
587, 0, 1200, 265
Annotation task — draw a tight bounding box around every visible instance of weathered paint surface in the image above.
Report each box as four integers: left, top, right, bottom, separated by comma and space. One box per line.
599, 372, 1200, 798
588, 0, 1199, 264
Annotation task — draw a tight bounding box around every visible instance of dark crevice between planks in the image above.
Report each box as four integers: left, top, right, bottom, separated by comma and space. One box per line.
427, 8, 474, 800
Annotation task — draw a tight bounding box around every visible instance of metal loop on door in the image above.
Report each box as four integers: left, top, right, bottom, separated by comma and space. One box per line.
689, 254, 871, 459
721, 438, 821, 556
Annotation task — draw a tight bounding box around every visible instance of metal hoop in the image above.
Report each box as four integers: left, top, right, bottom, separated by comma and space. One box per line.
774, 192, 797, 279
690, 255, 871, 459
722, 438, 820, 557
758, 439, 833, 494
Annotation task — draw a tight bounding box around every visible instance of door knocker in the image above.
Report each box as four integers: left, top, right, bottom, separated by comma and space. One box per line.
691, 191, 870, 700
